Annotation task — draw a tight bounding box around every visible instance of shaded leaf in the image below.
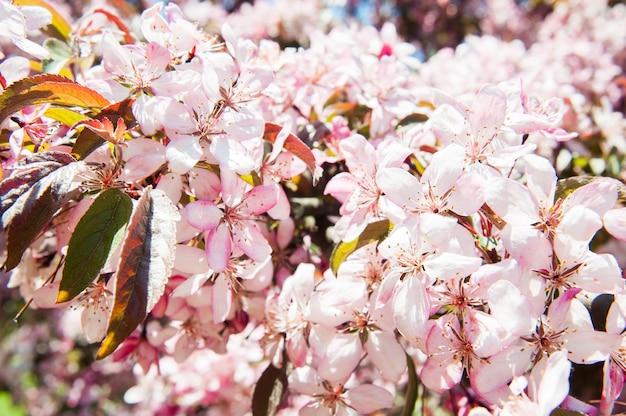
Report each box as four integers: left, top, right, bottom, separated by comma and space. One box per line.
396, 113, 429, 128
97, 187, 179, 359
58, 188, 132, 303
0, 74, 110, 125
252, 361, 288, 416
401, 353, 418, 416
72, 99, 136, 160
264, 122, 317, 178
550, 410, 587, 416
0, 151, 77, 217
1, 155, 88, 271
43, 38, 72, 61
329, 219, 391, 274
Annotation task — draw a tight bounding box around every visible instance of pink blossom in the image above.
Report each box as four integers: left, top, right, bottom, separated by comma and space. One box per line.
184, 169, 278, 273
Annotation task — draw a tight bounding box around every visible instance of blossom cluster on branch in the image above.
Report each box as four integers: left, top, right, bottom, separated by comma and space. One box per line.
1, 0, 625, 415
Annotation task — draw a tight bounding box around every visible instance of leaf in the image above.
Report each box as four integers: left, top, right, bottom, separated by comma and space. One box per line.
58, 188, 133, 303
14, 0, 72, 40
556, 175, 626, 203
1, 155, 88, 271
263, 122, 317, 178
43, 38, 72, 61
97, 187, 179, 359
44, 107, 89, 126
42, 38, 73, 75
396, 113, 429, 128
401, 353, 418, 416
0, 151, 77, 217
72, 99, 136, 160
0, 74, 110, 125
329, 219, 391, 274
550, 410, 587, 416
252, 361, 288, 416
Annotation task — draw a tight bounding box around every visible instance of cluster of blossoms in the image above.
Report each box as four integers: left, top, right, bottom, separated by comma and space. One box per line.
1, 0, 626, 415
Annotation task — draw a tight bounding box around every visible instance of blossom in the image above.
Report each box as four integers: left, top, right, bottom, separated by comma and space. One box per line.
289, 366, 394, 416
498, 350, 572, 416
184, 169, 278, 273
324, 133, 412, 241
0, 0, 51, 59
377, 214, 482, 343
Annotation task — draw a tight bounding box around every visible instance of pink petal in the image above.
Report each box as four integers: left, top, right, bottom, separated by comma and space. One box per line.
393, 278, 430, 342
238, 185, 278, 216
523, 154, 556, 207
212, 273, 232, 323
570, 252, 623, 294
533, 350, 572, 414
184, 200, 223, 231
471, 343, 532, 396
346, 384, 394, 413
431, 104, 468, 146
366, 331, 407, 382
324, 172, 358, 203
205, 223, 232, 273
166, 134, 202, 174
548, 287, 582, 329
267, 184, 291, 220
340, 134, 376, 177
144, 41, 170, 75
488, 280, 537, 336
601, 359, 625, 415
554, 206, 602, 261
470, 85, 506, 146
604, 208, 626, 242
311, 328, 363, 384
423, 252, 482, 281
486, 177, 540, 225
173, 244, 208, 275
156, 172, 182, 205
420, 353, 464, 393
377, 167, 422, 212
563, 179, 618, 217
501, 225, 552, 270
286, 328, 309, 367
565, 330, 621, 365
232, 221, 272, 262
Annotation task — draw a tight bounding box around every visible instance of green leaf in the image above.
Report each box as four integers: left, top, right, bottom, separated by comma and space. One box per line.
58, 188, 132, 303
0, 74, 110, 125
44, 107, 89, 126
1, 154, 88, 271
97, 188, 179, 359
396, 113, 429, 128
44, 38, 72, 61
401, 353, 418, 416
329, 219, 391, 274
252, 360, 288, 416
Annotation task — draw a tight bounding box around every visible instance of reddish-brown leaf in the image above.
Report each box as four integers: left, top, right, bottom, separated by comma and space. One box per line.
0, 74, 110, 125
72, 98, 136, 160
97, 188, 179, 359
263, 122, 317, 178
1, 154, 88, 271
